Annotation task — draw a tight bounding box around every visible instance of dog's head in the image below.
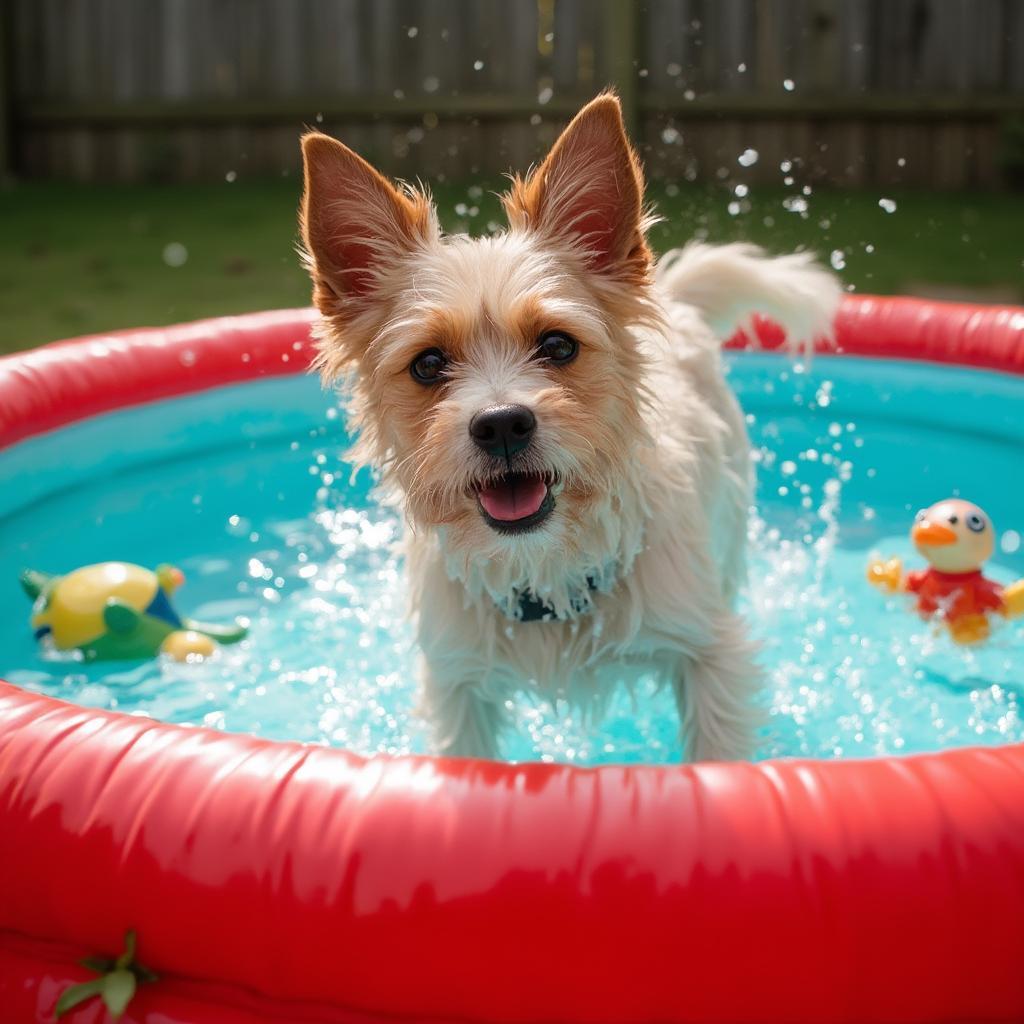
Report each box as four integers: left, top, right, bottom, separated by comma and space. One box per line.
300, 94, 657, 586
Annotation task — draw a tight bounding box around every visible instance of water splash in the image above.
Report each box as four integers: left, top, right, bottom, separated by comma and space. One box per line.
3, 367, 1022, 765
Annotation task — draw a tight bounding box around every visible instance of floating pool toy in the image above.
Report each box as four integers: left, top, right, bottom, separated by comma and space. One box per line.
21, 561, 247, 661
868, 498, 1024, 643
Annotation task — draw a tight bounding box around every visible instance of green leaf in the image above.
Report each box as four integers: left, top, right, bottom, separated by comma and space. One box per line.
55, 977, 105, 1018
102, 969, 137, 1020
115, 930, 137, 970
58, 930, 154, 1020
80, 956, 113, 972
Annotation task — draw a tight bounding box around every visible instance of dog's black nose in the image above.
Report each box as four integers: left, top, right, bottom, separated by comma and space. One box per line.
469, 404, 536, 458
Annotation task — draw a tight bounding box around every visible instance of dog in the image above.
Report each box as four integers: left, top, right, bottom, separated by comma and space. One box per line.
298, 92, 840, 762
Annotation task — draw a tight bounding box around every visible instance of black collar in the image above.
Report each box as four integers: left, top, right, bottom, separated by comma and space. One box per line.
508, 576, 600, 623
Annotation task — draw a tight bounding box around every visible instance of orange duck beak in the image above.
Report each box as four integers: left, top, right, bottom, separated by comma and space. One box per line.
912, 521, 957, 546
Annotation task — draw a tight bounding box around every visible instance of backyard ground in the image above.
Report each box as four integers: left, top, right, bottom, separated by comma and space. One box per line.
1, 178, 1022, 354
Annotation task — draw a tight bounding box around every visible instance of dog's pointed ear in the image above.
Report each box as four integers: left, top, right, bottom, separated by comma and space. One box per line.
300, 132, 436, 312
503, 93, 650, 281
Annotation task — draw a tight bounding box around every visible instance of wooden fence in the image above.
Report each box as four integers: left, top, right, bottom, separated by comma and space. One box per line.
3, 0, 1023, 188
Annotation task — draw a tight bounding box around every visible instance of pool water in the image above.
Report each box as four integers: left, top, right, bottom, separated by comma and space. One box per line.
2, 356, 1023, 764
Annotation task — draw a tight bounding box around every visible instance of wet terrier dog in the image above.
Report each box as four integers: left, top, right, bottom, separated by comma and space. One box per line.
299, 93, 839, 761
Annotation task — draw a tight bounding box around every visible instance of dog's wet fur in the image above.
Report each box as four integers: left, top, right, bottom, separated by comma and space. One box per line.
299, 93, 840, 761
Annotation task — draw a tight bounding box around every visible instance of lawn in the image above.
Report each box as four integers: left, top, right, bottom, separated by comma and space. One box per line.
1, 178, 1022, 354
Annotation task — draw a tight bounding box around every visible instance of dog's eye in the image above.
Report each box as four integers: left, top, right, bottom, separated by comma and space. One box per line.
410, 348, 447, 384
966, 513, 986, 533
536, 331, 578, 365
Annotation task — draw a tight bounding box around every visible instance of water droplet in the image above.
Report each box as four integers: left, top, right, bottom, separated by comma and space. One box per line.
661, 126, 681, 145
473, 60, 484, 71
162, 242, 188, 267
830, 249, 846, 271
407, 26, 418, 38
783, 78, 795, 91
423, 75, 439, 93
737, 148, 758, 167
1002, 530, 1021, 554
734, 183, 749, 197
225, 170, 237, 183
666, 62, 682, 76
878, 197, 897, 214
537, 85, 553, 105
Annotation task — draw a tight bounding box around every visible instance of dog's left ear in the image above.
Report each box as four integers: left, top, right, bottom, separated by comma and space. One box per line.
504, 93, 650, 281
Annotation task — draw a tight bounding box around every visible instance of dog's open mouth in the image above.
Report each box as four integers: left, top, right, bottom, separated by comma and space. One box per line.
475, 471, 555, 534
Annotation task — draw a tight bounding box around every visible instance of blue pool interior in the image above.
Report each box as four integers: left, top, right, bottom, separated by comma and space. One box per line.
1, 354, 1022, 764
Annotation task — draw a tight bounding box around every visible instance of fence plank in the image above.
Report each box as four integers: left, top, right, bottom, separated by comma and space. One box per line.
8, 0, 1022, 188
0, 0, 12, 177
602, 0, 638, 134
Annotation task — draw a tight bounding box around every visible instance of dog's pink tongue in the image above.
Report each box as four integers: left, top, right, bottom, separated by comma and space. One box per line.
478, 476, 547, 521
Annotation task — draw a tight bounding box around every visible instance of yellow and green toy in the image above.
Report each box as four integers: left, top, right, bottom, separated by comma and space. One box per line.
21, 562, 248, 662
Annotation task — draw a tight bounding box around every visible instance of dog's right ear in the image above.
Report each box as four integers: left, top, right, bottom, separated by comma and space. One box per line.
502, 93, 650, 284
300, 132, 436, 315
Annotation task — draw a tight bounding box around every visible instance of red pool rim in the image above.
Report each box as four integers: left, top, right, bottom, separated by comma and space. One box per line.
1, 296, 1023, 1024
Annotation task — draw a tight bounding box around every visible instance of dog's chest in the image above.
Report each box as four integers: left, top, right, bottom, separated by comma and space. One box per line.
486, 590, 672, 701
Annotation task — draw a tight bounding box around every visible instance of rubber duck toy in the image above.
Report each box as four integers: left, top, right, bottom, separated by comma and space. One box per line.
868, 499, 1024, 644
21, 561, 248, 662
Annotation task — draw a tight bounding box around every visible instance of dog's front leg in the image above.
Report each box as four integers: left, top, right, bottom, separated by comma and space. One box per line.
419, 658, 507, 760
670, 613, 764, 763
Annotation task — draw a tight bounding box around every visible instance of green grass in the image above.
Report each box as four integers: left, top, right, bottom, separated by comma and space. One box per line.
1, 178, 1022, 354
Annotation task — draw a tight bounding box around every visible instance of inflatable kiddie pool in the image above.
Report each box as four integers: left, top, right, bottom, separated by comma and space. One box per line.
1, 297, 1024, 1024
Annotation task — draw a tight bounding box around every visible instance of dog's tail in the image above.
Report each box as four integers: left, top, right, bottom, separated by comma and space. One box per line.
655, 241, 842, 354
